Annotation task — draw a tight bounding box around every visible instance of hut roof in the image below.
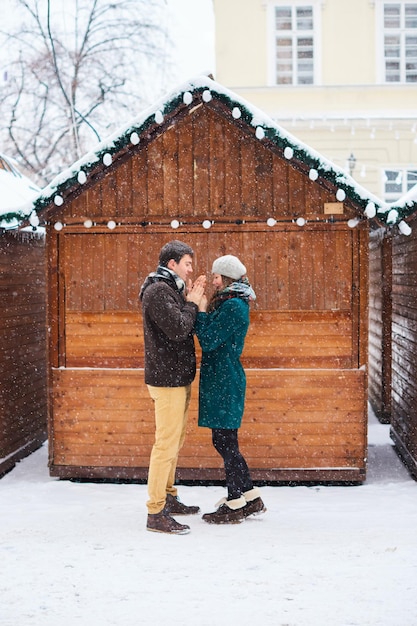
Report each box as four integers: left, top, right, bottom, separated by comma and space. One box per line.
14, 76, 417, 233
389, 183, 417, 235
0, 154, 40, 230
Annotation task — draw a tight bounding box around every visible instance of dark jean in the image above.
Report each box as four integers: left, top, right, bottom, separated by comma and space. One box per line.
212, 428, 253, 500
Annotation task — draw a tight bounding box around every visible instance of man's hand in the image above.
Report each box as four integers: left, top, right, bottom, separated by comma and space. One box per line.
186, 275, 206, 306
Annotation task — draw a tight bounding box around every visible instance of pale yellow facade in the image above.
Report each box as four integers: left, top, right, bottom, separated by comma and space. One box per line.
213, 0, 417, 199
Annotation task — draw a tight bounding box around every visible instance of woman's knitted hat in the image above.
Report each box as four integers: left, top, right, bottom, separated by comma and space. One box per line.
212, 255, 246, 280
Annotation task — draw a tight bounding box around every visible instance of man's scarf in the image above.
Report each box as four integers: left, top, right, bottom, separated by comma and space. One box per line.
139, 265, 185, 300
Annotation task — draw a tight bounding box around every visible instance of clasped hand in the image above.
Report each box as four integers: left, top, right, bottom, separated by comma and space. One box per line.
186, 275, 208, 311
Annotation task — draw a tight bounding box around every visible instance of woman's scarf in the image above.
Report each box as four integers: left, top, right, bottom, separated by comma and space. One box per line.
208, 277, 256, 312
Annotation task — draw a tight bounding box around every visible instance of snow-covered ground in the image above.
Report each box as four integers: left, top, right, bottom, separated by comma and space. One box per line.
1, 409, 416, 626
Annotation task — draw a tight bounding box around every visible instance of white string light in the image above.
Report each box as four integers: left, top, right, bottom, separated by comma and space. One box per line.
398, 220, 412, 235
255, 127, 265, 140
42, 210, 404, 233
348, 217, 360, 228
29, 211, 39, 227
364, 202, 376, 218
387, 209, 399, 224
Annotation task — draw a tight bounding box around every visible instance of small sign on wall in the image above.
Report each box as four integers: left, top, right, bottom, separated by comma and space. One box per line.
324, 203, 344, 214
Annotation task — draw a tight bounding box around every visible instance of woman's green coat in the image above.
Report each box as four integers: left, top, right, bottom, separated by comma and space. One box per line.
195, 297, 249, 429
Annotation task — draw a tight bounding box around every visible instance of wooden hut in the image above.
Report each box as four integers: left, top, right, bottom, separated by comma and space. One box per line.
368, 186, 417, 480
368, 228, 392, 424
33, 76, 395, 483
0, 155, 47, 476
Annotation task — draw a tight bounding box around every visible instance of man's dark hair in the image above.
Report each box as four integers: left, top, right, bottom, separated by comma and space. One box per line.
159, 240, 194, 267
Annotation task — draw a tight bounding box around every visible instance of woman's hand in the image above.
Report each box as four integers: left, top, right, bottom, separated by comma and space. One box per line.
186, 275, 207, 306
198, 294, 208, 312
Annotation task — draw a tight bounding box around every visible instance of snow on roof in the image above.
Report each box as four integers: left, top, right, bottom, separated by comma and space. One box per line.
0, 154, 40, 230
20, 76, 417, 233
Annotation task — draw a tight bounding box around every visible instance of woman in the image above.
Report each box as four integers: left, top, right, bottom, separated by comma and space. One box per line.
195, 254, 266, 524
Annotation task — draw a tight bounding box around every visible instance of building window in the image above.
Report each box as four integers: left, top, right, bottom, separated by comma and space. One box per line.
274, 5, 315, 85
384, 168, 417, 200
383, 2, 417, 82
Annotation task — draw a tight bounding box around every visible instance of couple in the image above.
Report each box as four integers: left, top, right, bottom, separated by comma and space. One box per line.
140, 240, 266, 535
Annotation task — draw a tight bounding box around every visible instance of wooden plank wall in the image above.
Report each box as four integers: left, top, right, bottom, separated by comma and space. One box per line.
390, 216, 417, 479
47, 224, 367, 481
51, 368, 366, 482
60, 228, 358, 372
0, 231, 47, 475
64, 310, 354, 370
61, 228, 355, 313
368, 230, 392, 423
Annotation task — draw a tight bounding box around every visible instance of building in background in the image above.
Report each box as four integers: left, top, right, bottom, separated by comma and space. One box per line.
213, 0, 417, 200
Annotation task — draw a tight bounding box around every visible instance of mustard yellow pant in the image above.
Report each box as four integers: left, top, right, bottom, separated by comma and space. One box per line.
146, 384, 191, 514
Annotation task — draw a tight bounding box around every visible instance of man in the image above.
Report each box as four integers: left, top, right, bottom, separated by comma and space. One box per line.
140, 240, 206, 534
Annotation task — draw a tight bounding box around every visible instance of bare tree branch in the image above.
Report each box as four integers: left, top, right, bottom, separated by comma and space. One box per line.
0, 0, 171, 184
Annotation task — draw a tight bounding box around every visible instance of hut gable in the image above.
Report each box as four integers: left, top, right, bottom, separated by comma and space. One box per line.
34, 75, 392, 228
